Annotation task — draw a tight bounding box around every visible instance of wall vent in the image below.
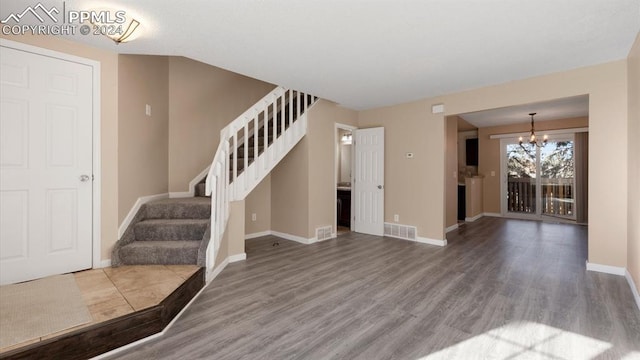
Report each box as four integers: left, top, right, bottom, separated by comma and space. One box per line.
316, 226, 333, 241
384, 223, 417, 241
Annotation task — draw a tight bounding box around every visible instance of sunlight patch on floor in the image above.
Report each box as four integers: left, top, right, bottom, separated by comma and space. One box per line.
417, 322, 612, 360
622, 352, 640, 360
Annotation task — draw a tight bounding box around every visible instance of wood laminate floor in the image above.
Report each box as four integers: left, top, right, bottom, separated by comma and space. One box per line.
109, 218, 640, 360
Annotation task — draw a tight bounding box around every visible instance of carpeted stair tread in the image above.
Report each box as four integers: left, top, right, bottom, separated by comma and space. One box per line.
118, 241, 200, 265
144, 197, 211, 219
134, 219, 209, 241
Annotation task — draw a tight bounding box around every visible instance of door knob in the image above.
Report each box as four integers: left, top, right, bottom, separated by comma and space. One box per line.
79, 175, 91, 182
378, 185, 383, 189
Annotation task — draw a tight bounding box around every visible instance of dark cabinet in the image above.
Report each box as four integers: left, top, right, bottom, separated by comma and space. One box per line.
337, 189, 351, 227
466, 138, 478, 166
458, 185, 466, 221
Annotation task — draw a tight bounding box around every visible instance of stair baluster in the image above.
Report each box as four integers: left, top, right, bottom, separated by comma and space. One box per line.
204, 87, 317, 273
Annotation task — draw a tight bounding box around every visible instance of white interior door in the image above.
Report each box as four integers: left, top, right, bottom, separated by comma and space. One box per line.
354, 127, 384, 236
0, 45, 93, 285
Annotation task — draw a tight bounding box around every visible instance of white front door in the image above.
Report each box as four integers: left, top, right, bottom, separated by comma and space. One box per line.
354, 127, 384, 236
0, 45, 93, 285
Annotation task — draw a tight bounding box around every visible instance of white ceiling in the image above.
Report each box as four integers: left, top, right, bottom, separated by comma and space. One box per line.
1, 0, 638, 111
459, 95, 590, 128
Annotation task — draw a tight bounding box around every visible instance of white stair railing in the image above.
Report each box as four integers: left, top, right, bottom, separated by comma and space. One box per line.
205, 86, 317, 272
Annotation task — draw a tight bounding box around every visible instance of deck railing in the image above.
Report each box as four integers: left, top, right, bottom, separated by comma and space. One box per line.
507, 178, 574, 217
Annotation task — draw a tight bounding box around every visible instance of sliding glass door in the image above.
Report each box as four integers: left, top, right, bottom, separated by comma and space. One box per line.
502, 135, 576, 220
505, 143, 537, 214
540, 140, 575, 218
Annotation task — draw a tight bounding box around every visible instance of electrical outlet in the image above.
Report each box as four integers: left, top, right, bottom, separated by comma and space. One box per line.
252, 213, 257, 221
145, 104, 151, 116
491, 171, 495, 177
394, 214, 399, 222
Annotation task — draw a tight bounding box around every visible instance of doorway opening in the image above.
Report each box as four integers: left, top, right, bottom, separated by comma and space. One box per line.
449, 94, 589, 232
501, 132, 587, 222
335, 125, 355, 236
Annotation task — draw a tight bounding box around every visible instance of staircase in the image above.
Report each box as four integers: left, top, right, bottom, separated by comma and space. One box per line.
112, 197, 211, 266
205, 87, 317, 270
112, 87, 317, 268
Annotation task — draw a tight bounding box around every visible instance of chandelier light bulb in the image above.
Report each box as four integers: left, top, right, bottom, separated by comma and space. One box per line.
519, 112, 547, 149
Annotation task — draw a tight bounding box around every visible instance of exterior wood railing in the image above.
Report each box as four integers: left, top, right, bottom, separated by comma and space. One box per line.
507, 178, 574, 217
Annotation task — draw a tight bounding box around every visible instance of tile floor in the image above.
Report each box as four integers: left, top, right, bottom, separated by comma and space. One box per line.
0, 265, 198, 354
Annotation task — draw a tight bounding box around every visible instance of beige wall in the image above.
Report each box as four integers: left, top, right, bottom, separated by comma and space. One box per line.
167, 57, 275, 192
627, 32, 640, 293
477, 116, 589, 214
359, 100, 446, 241
270, 100, 358, 239
445, 116, 458, 228
307, 101, 358, 237
357, 60, 628, 266
215, 200, 246, 264
245, 174, 272, 235
215, 222, 230, 267
4, 34, 636, 280
271, 138, 309, 238
228, 201, 246, 256
1, 34, 119, 261
437, 61, 628, 268
118, 55, 169, 223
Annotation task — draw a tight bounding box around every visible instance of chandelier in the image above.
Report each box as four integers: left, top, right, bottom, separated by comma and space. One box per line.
519, 112, 547, 148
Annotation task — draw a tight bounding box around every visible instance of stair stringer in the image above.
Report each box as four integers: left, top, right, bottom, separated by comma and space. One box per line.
205, 87, 317, 277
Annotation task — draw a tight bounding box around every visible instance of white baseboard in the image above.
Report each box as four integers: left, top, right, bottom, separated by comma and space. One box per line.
445, 224, 459, 233
93, 329, 164, 360
206, 257, 229, 283
625, 270, 640, 311
245, 231, 273, 239
118, 193, 169, 239
483, 212, 502, 218
246, 230, 334, 243
229, 253, 247, 262
465, 213, 483, 222
271, 230, 315, 244
170, 166, 211, 199
585, 261, 626, 276
190, 166, 210, 194
416, 236, 448, 247
98, 259, 111, 268
169, 191, 192, 198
